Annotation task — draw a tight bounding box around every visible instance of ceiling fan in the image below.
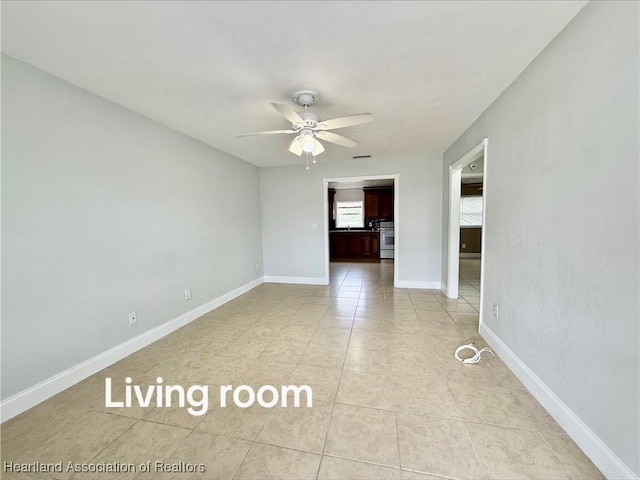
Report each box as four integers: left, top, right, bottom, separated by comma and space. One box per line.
237, 90, 374, 160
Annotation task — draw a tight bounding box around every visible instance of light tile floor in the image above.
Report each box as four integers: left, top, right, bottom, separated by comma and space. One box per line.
1, 262, 604, 480
459, 258, 481, 311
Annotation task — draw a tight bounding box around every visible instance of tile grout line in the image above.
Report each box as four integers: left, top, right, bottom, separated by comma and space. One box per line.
314, 263, 361, 480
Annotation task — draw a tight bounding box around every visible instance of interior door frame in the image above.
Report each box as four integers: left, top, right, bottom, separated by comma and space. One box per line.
446, 138, 488, 302
323, 174, 400, 286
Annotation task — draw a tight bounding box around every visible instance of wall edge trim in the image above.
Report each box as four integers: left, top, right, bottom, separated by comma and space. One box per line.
0, 276, 265, 423
395, 280, 441, 289
480, 323, 638, 480
263, 275, 328, 286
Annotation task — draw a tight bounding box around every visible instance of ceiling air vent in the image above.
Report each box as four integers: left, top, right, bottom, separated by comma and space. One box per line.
352, 154, 372, 159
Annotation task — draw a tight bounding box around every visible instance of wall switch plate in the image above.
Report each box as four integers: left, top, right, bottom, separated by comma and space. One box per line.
255, 263, 259, 271
128, 312, 137, 325
462, 243, 467, 249
184, 288, 192, 300
311, 222, 318, 230
319, 263, 324, 270
493, 303, 499, 318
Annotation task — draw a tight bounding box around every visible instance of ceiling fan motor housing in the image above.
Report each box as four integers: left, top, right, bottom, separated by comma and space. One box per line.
292, 90, 319, 107
297, 111, 320, 128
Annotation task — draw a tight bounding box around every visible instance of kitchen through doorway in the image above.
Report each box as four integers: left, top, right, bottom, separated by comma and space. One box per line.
323, 174, 399, 287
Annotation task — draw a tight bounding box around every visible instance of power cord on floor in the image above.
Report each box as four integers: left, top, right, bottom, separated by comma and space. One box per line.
454, 342, 494, 364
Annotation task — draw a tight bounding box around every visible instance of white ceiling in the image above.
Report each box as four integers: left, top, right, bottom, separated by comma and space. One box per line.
1, 1, 586, 167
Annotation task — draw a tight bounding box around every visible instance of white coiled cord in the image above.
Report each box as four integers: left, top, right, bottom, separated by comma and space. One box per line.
454, 342, 494, 364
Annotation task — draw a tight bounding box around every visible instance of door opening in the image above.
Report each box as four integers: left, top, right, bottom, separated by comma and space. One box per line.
446, 139, 488, 324
323, 174, 399, 287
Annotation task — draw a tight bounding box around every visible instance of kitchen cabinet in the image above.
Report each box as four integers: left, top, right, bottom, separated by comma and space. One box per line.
363, 187, 393, 221
328, 188, 336, 230
346, 235, 362, 256
361, 234, 379, 257
378, 188, 393, 219
330, 231, 380, 260
331, 233, 347, 258
364, 190, 379, 220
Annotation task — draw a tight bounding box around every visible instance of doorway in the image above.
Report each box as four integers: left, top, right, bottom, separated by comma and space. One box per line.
323, 174, 400, 287
446, 139, 488, 322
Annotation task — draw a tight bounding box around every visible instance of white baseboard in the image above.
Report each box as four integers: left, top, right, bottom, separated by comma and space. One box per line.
479, 323, 638, 480
394, 280, 441, 289
263, 275, 328, 285
0, 277, 264, 423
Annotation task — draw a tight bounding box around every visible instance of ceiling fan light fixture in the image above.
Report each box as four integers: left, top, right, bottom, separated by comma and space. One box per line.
300, 130, 316, 153
302, 140, 315, 153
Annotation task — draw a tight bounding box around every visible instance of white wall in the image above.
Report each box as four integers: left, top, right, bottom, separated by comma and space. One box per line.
260, 151, 442, 286
443, 2, 639, 477
1, 55, 264, 400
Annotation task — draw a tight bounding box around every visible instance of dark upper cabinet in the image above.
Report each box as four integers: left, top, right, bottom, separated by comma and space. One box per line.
328, 188, 336, 230
363, 187, 393, 220
364, 189, 379, 220
378, 188, 393, 219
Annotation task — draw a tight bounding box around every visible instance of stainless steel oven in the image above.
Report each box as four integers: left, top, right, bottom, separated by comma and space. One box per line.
379, 221, 394, 259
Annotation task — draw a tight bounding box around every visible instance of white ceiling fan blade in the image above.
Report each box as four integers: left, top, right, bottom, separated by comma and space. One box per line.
312, 139, 325, 156
317, 113, 374, 130
236, 129, 297, 137
316, 130, 359, 148
288, 135, 303, 156
272, 103, 305, 125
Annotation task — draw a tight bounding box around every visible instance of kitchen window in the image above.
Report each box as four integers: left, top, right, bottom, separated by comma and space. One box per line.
336, 201, 364, 228
460, 196, 483, 226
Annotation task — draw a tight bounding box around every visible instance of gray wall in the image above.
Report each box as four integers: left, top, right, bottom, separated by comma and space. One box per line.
1, 55, 264, 400
260, 151, 442, 283
442, 2, 639, 475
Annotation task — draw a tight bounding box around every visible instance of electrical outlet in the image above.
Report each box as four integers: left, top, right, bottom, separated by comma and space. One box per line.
462, 243, 467, 249
184, 288, 192, 300
319, 263, 324, 270
493, 303, 499, 318
128, 312, 137, 325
